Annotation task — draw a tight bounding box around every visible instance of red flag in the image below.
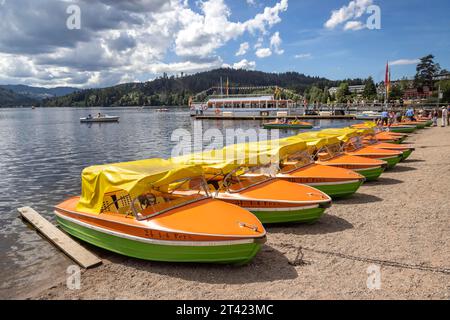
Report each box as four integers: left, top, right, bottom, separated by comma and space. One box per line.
385, 62, 390, 97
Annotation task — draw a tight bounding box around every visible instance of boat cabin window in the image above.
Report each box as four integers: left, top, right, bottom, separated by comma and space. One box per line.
280, 151, 314, 173
344, 137, 364, 152
363, 134, 378, 145
131, 177, 211, 221
316, 143, 343, 161
223, 166, 272, 194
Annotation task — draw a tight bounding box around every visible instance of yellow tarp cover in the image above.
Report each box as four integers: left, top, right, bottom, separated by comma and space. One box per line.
317, 128, 360, 142
284, 132, 341, 149
318, 127, 375, 142
77, 159, 202, 214
172, 139, 306, 175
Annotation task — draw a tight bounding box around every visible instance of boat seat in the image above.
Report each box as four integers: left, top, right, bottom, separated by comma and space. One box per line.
155, 197, 166, 205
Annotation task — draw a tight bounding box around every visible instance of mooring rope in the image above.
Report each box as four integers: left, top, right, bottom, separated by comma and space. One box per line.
274, 242, 450, 275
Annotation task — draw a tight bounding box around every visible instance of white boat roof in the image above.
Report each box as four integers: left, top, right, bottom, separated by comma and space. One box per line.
207, 96, 282, 103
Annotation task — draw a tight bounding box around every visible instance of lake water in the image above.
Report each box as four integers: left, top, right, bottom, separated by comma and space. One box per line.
0, 107, 359, 298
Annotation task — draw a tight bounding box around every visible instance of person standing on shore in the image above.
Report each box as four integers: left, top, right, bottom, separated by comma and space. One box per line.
381, 110, 389, 126
432, 109, 439, 127
406, 108, 414, 121
442, 106, 448, 127
447, 105, 450, 126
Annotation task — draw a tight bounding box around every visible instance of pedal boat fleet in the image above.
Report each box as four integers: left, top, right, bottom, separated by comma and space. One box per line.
54, 121, 417, 265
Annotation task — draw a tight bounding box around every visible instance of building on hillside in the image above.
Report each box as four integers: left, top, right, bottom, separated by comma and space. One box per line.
403, 86, 433, 100
328, 85, 365, 96
328, 87, 338, 95
433, 72, 450, 81
348, 85, 365, 94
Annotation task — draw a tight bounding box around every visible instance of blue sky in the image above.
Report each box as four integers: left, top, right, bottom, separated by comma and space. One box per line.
219, 0, 450, 81
0, 0, 448, 87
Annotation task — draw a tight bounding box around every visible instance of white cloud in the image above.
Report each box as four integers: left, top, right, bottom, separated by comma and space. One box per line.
225, 59, 256, 70
270, 32, 284, 55
255, 48, 272, 58
294, 53, 312, 59
344, 21, 366, 31
324, 0, 373, 30
0, 0, 289, 87
390, 59, 420, 66
246, 0, 256, 5
236, 42, 249, 56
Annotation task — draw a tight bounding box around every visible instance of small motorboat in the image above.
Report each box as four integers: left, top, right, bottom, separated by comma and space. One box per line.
293, 133, 387, 181
263, 121, 314, 130
318, 129, 403, 169
173, 152, 332, 225
55, 159, 266, 265
80, 114, 119, 123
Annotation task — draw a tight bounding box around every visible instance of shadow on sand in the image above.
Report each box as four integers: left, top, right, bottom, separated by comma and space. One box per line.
366, 177, 404, 185
333, 193, 383, 205
402, 159, 425, 164
106, 245, 299, 284
389, 165, 417, 173
266, 213, 353, 236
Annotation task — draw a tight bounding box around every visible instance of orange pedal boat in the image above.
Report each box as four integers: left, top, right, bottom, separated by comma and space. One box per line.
55, 159, 266, 265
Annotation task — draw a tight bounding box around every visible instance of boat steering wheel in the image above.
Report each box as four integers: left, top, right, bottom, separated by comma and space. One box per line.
138, 193, 157, 209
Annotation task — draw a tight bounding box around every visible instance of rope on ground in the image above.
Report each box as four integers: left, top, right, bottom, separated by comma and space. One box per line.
274, 242, 450, 275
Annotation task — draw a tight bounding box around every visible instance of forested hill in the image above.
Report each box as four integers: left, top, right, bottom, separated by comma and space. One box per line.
0, 87, 36, 107
42, 68, 364, 107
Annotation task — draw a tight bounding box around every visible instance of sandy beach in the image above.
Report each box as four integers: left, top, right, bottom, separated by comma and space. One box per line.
29, 125, 450, 300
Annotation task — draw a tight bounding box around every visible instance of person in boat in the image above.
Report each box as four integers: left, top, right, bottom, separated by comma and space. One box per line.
97, 113, 102, 118
87, 114, 92, 119
388, 111, 395, 125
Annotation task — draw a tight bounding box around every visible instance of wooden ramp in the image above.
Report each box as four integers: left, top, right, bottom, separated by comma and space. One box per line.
18, 207, 102, 269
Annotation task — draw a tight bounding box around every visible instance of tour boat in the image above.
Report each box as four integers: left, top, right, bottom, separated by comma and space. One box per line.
80, 115, 119, 123
292, 133, 387, 181
318, 129, 403, 169
189, 86, 304, 118
262, 121, 314, 130
54, 159, 266, 265
173, 152, 332, 225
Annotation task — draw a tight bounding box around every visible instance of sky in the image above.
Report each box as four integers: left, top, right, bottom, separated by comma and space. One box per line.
0, 0, 449, 88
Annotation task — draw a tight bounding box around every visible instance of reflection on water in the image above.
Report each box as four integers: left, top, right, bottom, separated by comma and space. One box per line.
0, 107, 358, 298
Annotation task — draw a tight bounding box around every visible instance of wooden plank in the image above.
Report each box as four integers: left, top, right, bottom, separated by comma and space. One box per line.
18, 207, 102, 269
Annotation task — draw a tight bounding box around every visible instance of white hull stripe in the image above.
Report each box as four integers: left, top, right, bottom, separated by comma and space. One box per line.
305, 180, 361, 186
246, 205, 320, 212
217, 193, 331, 204
54, 209, 266, 239
55, 211, 256, 247
353, 166, 383, 172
